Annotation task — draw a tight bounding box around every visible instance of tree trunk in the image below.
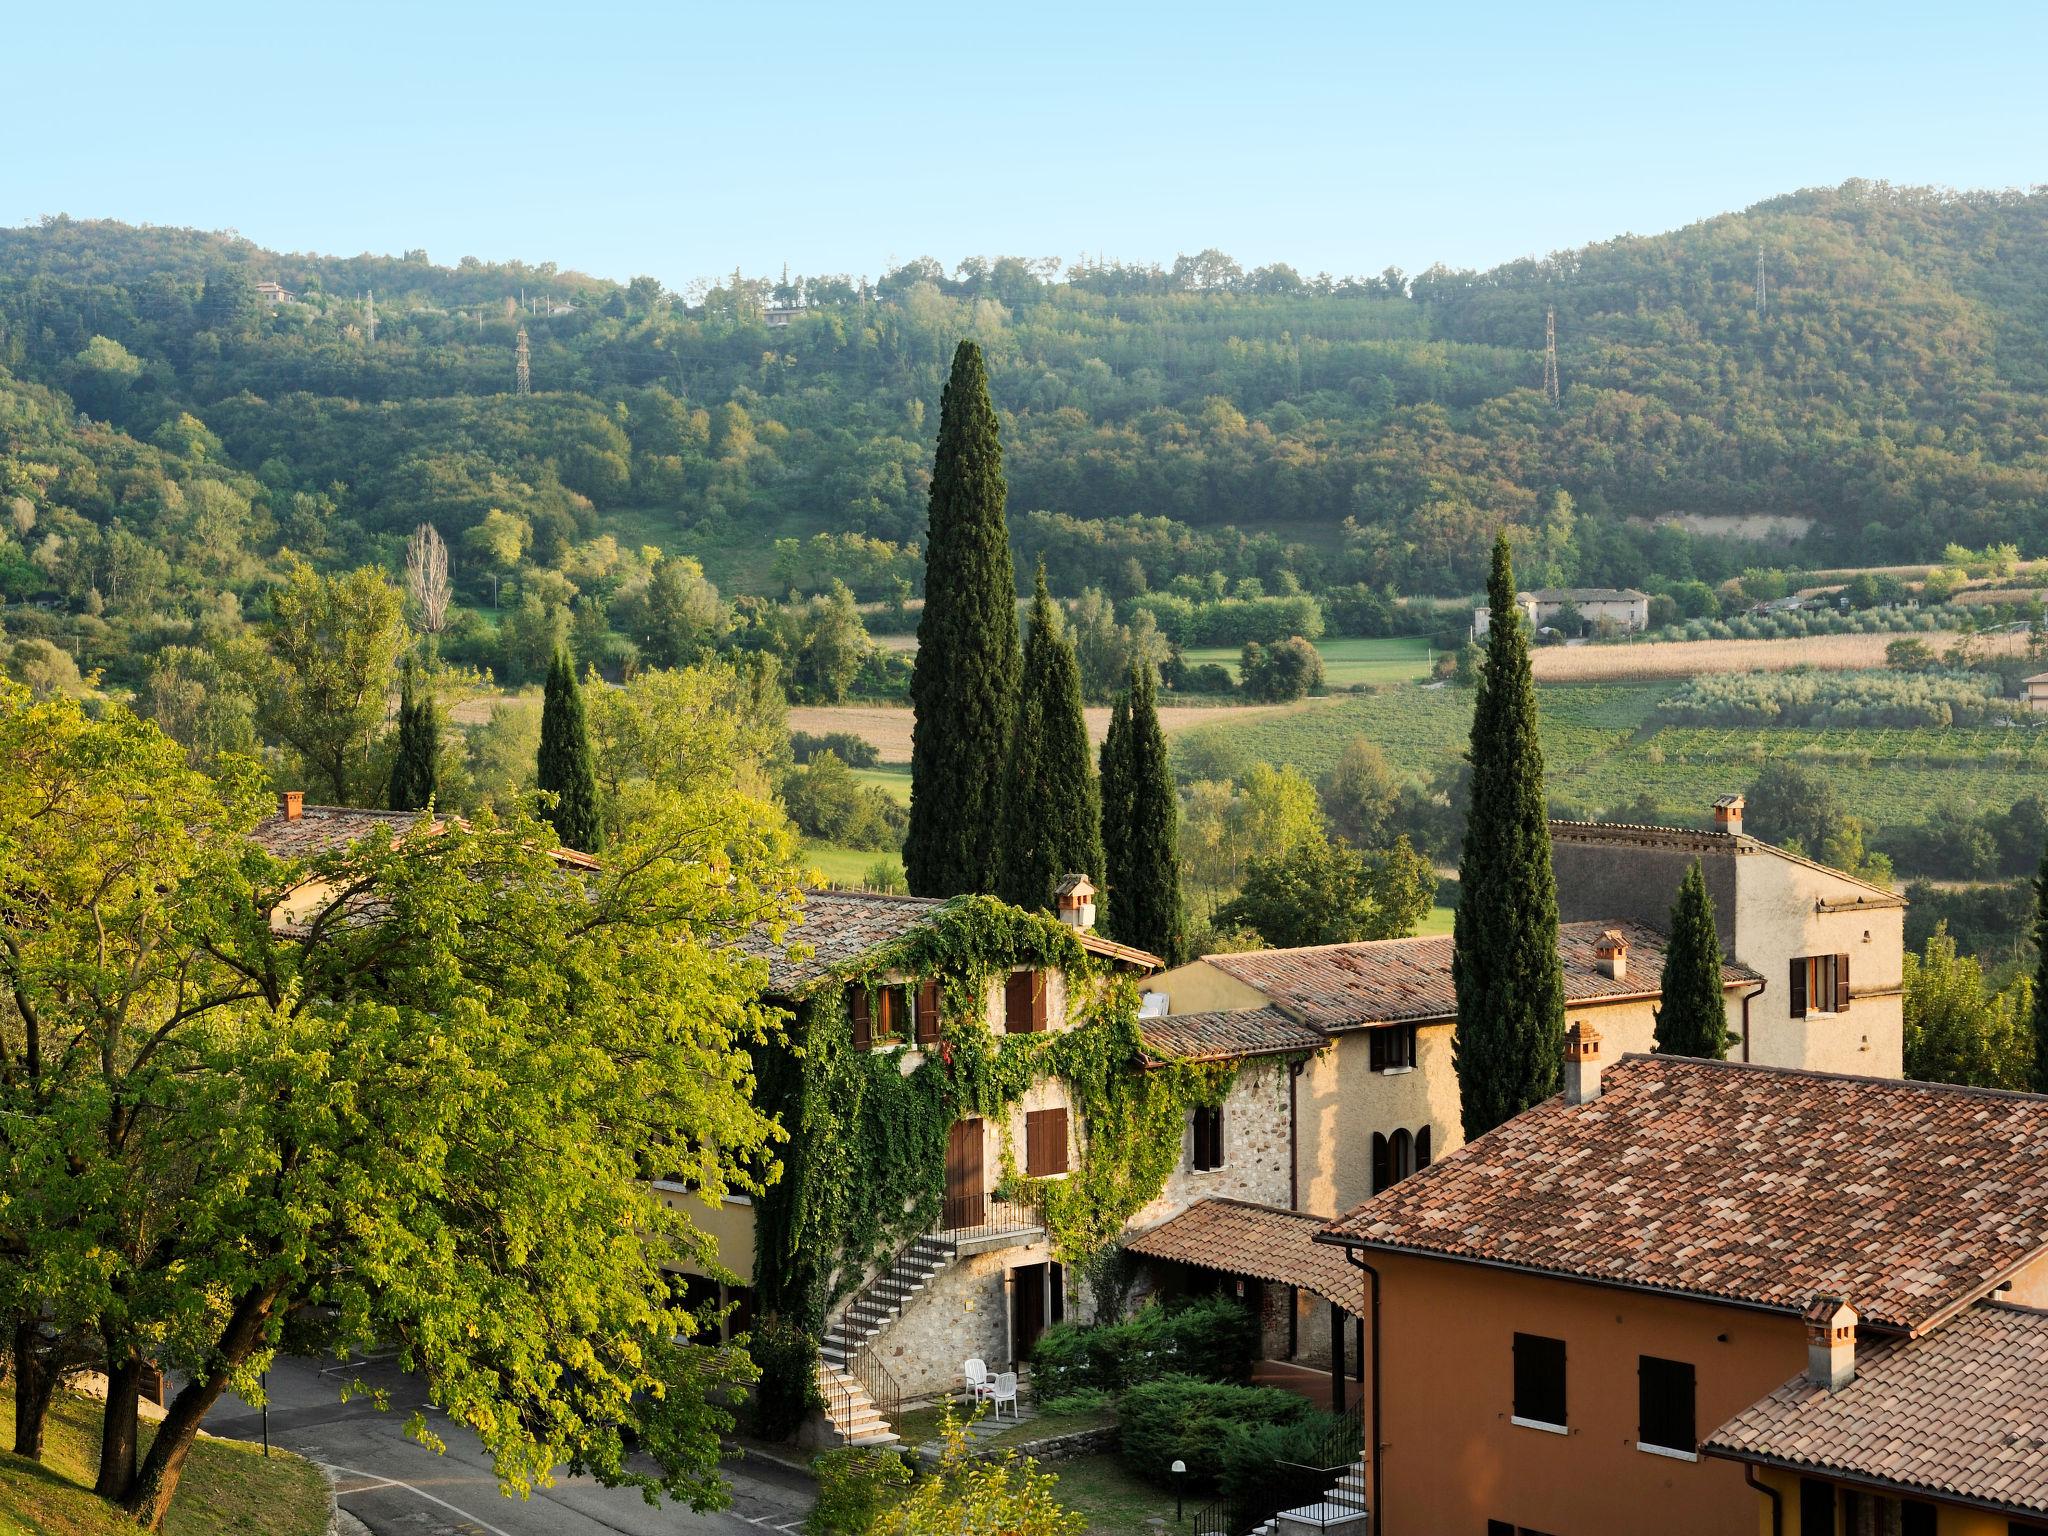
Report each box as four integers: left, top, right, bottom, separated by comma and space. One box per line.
95, 1348, 141, 1501
11, 1320, 56, 1460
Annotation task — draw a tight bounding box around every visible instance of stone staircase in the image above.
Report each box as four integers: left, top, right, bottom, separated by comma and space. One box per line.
815, 1233, 959, 1447
1248, 1457, 1370, 1535
815, 1354, 899, 1447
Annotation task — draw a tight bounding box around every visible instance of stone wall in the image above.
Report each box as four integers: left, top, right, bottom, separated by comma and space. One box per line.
1132, 1057, 1296, 1231
867, 1238, 1058, 1405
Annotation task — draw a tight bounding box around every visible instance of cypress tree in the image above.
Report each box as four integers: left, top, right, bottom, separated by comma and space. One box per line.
1653, 861, 1728, 1058
904, 340, 1021, 896
1098, 689, 1133, 932
537, 647, 602, 854
1452, 535, 1566, 1139
387, 659, 439, 812
997, 563, 1103, 910
1104, 663, 1187, 965
2031, 841, 2048, 1094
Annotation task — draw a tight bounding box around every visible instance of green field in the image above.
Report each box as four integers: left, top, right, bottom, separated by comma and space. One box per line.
802, 840, 903, 889
1184, 635, 1437, 689
854, 765, 913, 804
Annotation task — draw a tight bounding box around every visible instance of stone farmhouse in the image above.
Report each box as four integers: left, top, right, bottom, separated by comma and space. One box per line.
1472, 586, 1651, 639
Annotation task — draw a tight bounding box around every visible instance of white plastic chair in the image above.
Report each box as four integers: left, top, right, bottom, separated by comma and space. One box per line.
988, 1370, 1019, 1421
964, 1357, 993, 1404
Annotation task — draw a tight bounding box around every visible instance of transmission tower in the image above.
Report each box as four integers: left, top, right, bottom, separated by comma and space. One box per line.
515, 327, 531, 396
364, 288, 376, 345
1542, 306, 1560, 403
1756, 245, 1768, 319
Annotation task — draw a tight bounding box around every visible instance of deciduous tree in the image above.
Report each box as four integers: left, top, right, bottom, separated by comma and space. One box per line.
256, 561, 408, 804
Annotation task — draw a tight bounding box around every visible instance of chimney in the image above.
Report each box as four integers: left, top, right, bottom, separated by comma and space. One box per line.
1594, 929, 1628, 981
279, 790, 304, 822
1804, 1297, 1858, 1391
1563, 1020, 1603, 1104
1714, 794, 1745, 836
1053, 873, 1097, 931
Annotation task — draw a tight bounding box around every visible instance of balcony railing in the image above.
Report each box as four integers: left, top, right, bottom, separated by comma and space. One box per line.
936, 1192, 1044, 1244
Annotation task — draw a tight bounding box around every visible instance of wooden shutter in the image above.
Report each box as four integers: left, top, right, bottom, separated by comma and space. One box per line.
1417, 1125, 1432, 1169
1005, 970, 1034, 1032
915, 979, 942, 1045
848, 986, 872, 1048
1789, 958, 1808, 1019
1030, 970, 1048, 1031
1027, 1108, 1068, 1177
1371, 1132, 1390, 1194
1835, 953, 1851, 1013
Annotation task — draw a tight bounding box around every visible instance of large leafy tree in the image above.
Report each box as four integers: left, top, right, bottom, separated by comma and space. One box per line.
1905, 922, 2035, 1089
387, 658, 438, 810
1215, 832, 1433, 949
538, 647, 602, 853
1453, 535, 1566, 1140
256, 560, 408, 804
997, 564, 1102, 910
1652, 861, 1728, 1058
1103, 664, 1186, 964
905, 340, 1021, 896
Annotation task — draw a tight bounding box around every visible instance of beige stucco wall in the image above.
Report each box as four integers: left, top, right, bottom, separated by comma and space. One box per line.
1295, 1022, 1462, 1217
1734, 857, 1904, 1078
1133, 1057, 1296, 1229
1151, 959, 1275, 1015
654, 1186, 757, 1286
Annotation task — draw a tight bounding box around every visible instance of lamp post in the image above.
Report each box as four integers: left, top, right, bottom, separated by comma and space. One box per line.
1172, 1459, 1187, 1522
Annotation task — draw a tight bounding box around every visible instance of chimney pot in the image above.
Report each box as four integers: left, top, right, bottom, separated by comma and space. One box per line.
1594, 929, 1629, 981
1564, 1020, 1603, 1104
1804, 1297, 1858, 1391
1714, 794, 1745, 836
1053, 873, 1097, 931
279, 790, 304, 821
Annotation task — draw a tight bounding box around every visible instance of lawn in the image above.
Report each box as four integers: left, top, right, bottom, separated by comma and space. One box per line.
853, 766, 912, 805
1184, 635, 1438, 689
802, 841, 903, 889
1414, 904, 1457, 937
0, 1382, 328, 1536
1048, 1453, 1182, 1535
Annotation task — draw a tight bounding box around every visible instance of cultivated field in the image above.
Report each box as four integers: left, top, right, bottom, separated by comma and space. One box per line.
1183, 635, 1437, 688
785, 698, 1339, 762
1530, 629, 2035, 683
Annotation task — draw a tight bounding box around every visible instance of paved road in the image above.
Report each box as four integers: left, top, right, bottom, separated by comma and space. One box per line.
201, 1355, 816, 1536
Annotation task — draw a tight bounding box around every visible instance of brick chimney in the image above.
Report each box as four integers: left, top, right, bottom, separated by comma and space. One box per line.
278, 790, 304, 821
1564, 1020, 1603, 1104
1053, 873, 1097, 931
1594, 929, 1628, 981
1804, 1297, 1857, 1391
1714, 794, 1745, 836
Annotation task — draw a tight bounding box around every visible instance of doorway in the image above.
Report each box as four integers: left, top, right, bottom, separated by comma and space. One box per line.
1010, 1260, 1066, 1362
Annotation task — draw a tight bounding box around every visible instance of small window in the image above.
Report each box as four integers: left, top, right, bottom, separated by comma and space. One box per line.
1637, 1355, 1696, 1454
1799, 1479, 1835, 1536
913, 979, 942, 1047
1191, 1105, 1225, 1171
1511, 1332, 1566, 1430
1026, 1107, 1069, 1177
875, 984, 907, 1042
1391, 1128, 1415, 1182
1488, 1524, 1514, 1536
1790, 954, 1850, 1018
1369, 1025, 1417, 1072
1006, 969, 1047, 1033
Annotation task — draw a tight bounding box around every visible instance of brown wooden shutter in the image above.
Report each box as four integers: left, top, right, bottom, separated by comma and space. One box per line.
1046, 1107, 1068, 1175
1835, 954, 1851, 1013
1417, 1125, 1432, 1169
1005, 970, 1033, 1032
1026, 1108, 1068, 1176
847, 985, 872, 1047
1788, 958, 1807, 1019
1030, 970, 1048, 1031
916, 979, 942, 1045
1371, 1132, 1390, 1194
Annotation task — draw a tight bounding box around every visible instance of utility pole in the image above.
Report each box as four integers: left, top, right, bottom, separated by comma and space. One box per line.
364, 288, 376, 345
1542, 306, 1560, 403
515, 327, 531, 396
1756, 245, 1768, 320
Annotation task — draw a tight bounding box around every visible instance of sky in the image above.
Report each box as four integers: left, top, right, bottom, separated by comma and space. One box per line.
8, 0, 2045, 290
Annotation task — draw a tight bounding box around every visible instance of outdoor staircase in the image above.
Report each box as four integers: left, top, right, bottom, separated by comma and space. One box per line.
1249, 1457, 1370, 1535
815, 1355, 899, 1447
815, 1233, 959, 1447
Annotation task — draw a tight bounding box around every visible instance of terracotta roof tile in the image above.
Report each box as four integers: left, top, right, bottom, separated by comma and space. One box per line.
1127, 1199, 1362, 1315
1706, 1302, 2048, 1517
1140, 1006, 1326, 1066
1204, 919, 1757, 1031
247, 804, 602, 870
1319, 1056, 2048, 1334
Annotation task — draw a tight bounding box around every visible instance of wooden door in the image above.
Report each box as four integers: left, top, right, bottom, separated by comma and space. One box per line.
1012, 1262, 1048, 1362
944, 1118, 985, 1231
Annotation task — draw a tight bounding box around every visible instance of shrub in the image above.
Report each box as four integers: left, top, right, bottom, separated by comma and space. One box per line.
1116, 1377, 1312, 1489
749, 1315, 821, 1441
807, 1445, 912, 1535
1178, 662, 1236, 694
1032, 1294, 1258, 1395
792, 729, 881, 768
781, 752, 908, 849
1038, 1386, 1116, 1416
1240, 636, 1325, 702
1218, 1411, 1353, 1508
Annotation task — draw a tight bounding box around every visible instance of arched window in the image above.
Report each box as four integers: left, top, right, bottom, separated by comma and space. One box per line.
1391, 1128, 1415, 1182
1417, 1125, 1432, 1169
1371, 1132, 1390, 1194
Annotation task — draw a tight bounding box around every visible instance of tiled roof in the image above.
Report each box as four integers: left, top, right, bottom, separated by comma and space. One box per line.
1126, 1199, 1362, 1315
1202, 918, 1757, 1032
1549, 819, 1903, 903
247, 804, 602, 870
1526, 587, 1650, 602
1706, 1302, 2048, 1518
1140, 1006, 1326, 1066
1319, 1056, 2048, 1334
741, 890, 1161, 995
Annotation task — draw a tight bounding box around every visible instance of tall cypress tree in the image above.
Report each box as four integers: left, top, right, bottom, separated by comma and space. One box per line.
905, 340, 1022, 896
1453, 535, 1566, 1139
1098, 690, 1133, 933
997, 563, 1103, 910
387, 659, 439, 812
2031, 841, 2048, 1094
1653, 861, 1728, 1058
1104, 663, 1186, 964
537, 647, 602, 854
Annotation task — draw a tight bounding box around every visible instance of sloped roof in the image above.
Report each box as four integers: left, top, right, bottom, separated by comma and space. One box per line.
1127, 1199, 1362, 1316
1319, 1056, 2048, 1335
1526, 587, 1650, 602
1139, 1006, 1326, 1066
1706, 1302, 2048, 1518
1201, 918, 1757, 1032
247, 804, 603, 870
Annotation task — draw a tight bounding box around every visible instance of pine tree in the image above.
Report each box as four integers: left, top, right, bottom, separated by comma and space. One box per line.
2031, 841, 2048, 1094
1098, 690, 1133, 933
1653, 861, 1728, 1058
997, 563, 1103, 910
387, 659, 439, 812
1453, 535, 1566, 1139
1104, 663, 1186, 964
904, 340, 1022, 896
538, 648, 602, 854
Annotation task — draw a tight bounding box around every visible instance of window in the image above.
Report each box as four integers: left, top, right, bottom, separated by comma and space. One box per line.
1191, 1105, 1225, 1171
1025, 1107, 1069, 1177
1489, 1523, 1514, 1536
1372, 1125, 1431, 1193
1902, 1505, 1936, 1536
1637, 1355, 1696, 1456
1005, 969, 1048, 1033
1842, 1494, 1939, 1536
1790, 953, 1850, 1018
1511, 1332, 1566, 1430
850, 983, 914, 1046
912, 979, 942, 1047
1369, 1024, 1417, 1072
1799, 1479, 1835, 1536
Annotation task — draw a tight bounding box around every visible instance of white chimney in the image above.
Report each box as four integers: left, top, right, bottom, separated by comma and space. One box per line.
1714, 794, 1745, 836
1804, 1297, 1857, 1391
1054, 873, 1097, 931
1594, 929, 1628, 981
1564, 1020, 1603, 1104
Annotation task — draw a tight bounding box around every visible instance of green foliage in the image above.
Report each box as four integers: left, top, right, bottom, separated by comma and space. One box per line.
874, 1412, 1083, 1536
1239, 636, 1326, 702
387, 659, 439, 811
1115, 1378, 1311, 1490
905, 341, 1020, 896
998, 565, 1103, 910
781, 752, 907, 851
1217, 1410, 1353, 1510
1904, 922, 2036, 1089
1214, 833, 1432, 948
257, 561, 408, 804
749, 1317, 824, 1443
1662, 669, 2013, 728
792, 730, 882, 768
1653, 862, 1728, 1058
1319, 737, 1402, 848
807, 1444, 913, 1536
1454, 536, 1566, 1140
538, 647, 602, 852
1030, 1297, 1257, 1396
2035, 849, 2048, 1096
1103, 666, 1187, 964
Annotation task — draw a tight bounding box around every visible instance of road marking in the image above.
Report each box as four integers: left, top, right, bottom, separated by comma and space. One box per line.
318, 1460, 520, 1536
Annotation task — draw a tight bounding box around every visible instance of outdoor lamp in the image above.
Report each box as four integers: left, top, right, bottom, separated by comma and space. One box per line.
1172, 1459, 1187, 1521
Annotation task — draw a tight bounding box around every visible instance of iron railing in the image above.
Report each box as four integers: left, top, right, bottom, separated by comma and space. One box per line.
936, 1191, 1044, 1244
1187, 1398, 1367, 1535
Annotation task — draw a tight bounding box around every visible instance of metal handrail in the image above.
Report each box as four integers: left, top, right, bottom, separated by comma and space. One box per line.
936, 1191, 1044, 1243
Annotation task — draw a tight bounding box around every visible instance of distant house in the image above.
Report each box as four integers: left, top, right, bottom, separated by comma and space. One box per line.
2024, 671, 2048, 711
1472, 587, 1650, 638
253, 280, 295, 304
762, 305, 802, 327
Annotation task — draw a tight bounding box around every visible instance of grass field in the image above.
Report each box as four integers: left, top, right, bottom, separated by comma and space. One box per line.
0, 1382, 327, 1536
1530, 628, 2034, 682
853, 765, 912, 804
801, 841, 903, 889
1184, 635, 1438, 689
786, 698, 1339, 764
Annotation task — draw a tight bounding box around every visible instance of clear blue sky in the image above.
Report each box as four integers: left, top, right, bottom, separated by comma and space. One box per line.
10, 0, 2044, 290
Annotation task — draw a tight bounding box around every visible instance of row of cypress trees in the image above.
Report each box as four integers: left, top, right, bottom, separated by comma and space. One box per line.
905, 340, 1184, 962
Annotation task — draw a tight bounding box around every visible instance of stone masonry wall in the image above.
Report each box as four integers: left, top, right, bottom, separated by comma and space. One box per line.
1130, 1056, 1296, 1232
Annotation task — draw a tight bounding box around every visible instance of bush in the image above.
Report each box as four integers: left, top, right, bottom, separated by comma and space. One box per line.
792, 729, 880, 768
807, 1445, 912, 1535
1032, 1295, 1258, 1396
1218, 1411, 1353, 1508
749, 1316, 821, 1441
1116, 1377, 1312, 1489
1038, 1386, 1116, 1417
1177, 662, 1236, 694
1132, 592, 1325, 648
1240, 636, 1325, 702
781, 752, 908, 850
